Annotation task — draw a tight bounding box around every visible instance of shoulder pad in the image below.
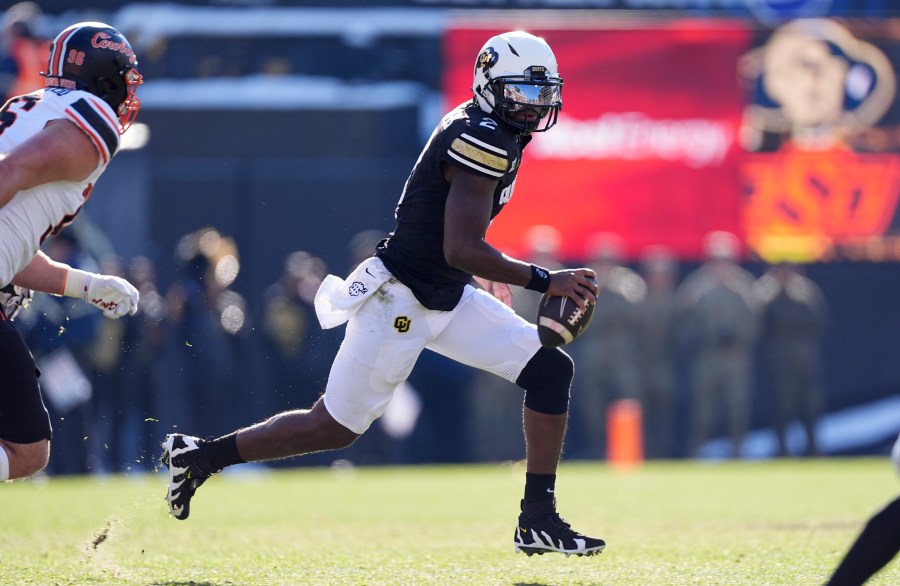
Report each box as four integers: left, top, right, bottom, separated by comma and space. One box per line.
47, 89, 120, 163
442, 112, 516, 179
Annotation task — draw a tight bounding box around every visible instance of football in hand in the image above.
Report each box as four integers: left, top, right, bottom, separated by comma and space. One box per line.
536, 293, 595, 348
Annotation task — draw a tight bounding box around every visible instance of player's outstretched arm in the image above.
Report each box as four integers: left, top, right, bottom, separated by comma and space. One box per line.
13, 251, 139, 318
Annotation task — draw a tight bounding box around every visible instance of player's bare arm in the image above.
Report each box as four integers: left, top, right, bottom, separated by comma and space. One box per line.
443, 163, 525, 279
11, 251, 69, 295
0, 119, 99, 210
443, 164, 598, 308
12, 249, 138, 318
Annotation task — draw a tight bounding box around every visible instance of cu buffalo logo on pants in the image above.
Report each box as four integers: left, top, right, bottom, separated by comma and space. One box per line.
394, 316, 411, 333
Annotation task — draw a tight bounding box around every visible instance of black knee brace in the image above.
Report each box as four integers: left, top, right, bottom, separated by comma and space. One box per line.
516, 346, 573, 415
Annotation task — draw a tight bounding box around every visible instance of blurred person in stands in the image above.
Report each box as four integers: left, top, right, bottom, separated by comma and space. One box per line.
0, 22, 141, 481
259, 249, 340, 466
261, 250, 330, 414
117, 255, 167, 470
91, 254, 167, 472
86, 254, 129, 472
825, 431, 900, 585
159, 228, 244, 437
676, 231, 759, 459
0, 2, 49, 104
161, 31, 606, 558
348, 228, 387, 270
635, 246, 680, 459
753, 261, 828, 457
569, 232, 646, 460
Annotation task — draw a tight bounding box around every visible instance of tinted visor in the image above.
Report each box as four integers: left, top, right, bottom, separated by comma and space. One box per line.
500, 82, 561, 112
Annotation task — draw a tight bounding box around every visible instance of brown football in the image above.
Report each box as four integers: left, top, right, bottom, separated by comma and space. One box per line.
536, 294, 595, 348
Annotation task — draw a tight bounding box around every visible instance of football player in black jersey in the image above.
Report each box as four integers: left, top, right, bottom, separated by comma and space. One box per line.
0, 22, 142, 481
162, 31, 605, 558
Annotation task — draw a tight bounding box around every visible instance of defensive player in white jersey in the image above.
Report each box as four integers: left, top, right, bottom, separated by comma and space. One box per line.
162, 31, 605, 557
0, 22, 142, 481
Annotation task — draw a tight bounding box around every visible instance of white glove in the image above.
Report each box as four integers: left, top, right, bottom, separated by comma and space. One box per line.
892, 432, 900, 477
63, 269, 139, 319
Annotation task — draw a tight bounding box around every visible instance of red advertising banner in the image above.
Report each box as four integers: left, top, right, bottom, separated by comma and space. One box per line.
444, 23, 753, 262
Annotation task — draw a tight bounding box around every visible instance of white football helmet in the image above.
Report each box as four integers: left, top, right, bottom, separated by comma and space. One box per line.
472, 31, 563, 134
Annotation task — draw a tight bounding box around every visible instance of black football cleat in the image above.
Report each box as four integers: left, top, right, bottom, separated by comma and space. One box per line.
514, 499, 606, 557
161, 433, 214, 520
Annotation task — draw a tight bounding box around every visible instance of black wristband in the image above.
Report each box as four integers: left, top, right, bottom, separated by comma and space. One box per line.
525, 264, 551, 293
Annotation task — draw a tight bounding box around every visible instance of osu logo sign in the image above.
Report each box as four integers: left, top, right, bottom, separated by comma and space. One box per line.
739, 19, 899, 261
742, 148, 900, 261
394, 316, 411, 333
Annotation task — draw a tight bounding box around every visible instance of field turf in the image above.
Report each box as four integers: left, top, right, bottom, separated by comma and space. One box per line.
1, 459, 897, 585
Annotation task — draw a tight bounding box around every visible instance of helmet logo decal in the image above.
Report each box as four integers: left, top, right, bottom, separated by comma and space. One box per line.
91, 32, 137, 65
478, 47, 499, 79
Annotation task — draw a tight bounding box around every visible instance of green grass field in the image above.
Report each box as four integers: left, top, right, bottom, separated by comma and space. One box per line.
1, 459, 897, 585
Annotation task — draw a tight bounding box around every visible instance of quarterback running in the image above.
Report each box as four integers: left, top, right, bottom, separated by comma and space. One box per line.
162, 30, 605, 558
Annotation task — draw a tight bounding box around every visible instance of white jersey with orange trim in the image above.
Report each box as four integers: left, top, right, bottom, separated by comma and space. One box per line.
0, 87, 120, 286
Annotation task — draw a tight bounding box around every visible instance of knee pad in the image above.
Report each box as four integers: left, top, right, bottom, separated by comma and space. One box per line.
516, 347, 573, 415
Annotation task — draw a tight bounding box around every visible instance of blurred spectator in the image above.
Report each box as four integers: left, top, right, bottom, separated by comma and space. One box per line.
635, 245, 680, 459
348, 228, 386, 269
0, 2, 49, 103
676, 231, 759, 458
158, 228, 242, 438
123, 256, 168, 468
466, 225, 564, 462
569, 232, 646, 460
86, 254, 129, 472
260, 250, 332, 427
753, 262, 828, 457
257, 245, 344, 467
89, 255, 166, 472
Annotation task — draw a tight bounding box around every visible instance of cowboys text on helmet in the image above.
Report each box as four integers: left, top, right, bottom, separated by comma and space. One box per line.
43, 22, 142, 134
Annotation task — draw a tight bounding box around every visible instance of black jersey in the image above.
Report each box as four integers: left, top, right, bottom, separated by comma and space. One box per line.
376, 101, 530, 311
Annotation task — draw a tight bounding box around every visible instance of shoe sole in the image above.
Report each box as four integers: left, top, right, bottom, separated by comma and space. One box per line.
515, 544, 605, 557
161, 434, 191, 520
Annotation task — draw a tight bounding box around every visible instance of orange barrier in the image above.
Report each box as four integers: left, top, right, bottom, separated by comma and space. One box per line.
606, 399, 644, 469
